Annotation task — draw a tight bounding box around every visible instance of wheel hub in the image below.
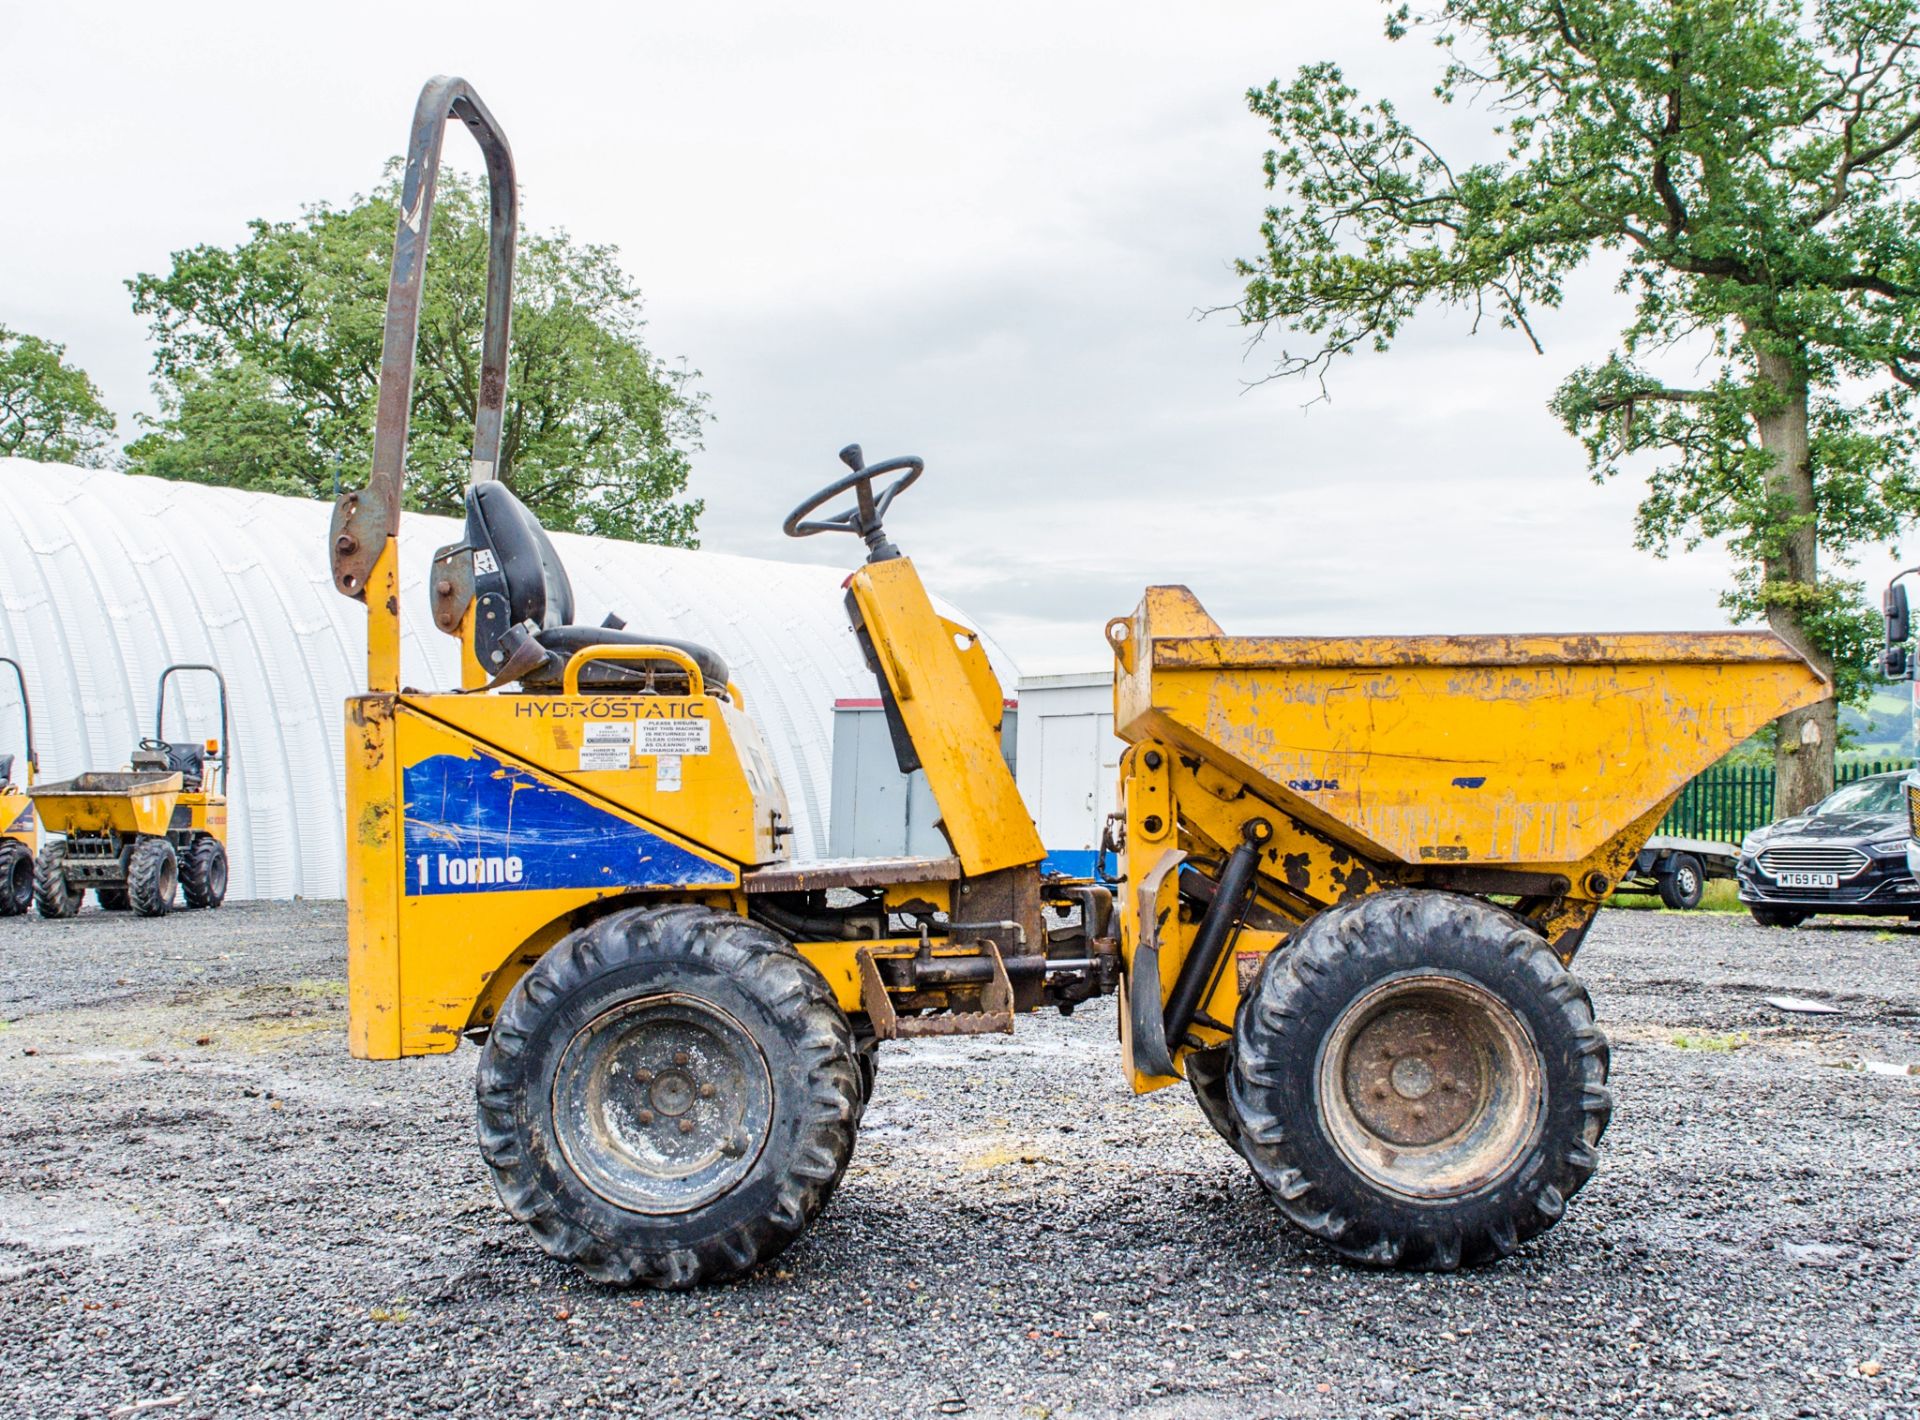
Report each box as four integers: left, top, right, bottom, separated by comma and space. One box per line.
1344, 1003, 1482, 1147
1318, 973, 1544, 1199
552, 994, 772, 1215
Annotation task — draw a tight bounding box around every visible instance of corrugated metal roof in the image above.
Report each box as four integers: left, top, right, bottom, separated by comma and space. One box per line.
0, 459, 1013, 898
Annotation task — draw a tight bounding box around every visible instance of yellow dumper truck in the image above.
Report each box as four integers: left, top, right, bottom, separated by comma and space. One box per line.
333, 79, 1829, 1288
0, 657, 37, 916
31, 664, 232, 918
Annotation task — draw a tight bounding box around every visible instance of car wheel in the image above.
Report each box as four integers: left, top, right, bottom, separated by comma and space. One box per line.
1657, 855, 1705, 910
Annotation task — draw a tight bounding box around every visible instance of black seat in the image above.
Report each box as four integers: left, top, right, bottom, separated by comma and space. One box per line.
464, 482, 730, 695
0, 753, 12, 788
132, 741, 205, 790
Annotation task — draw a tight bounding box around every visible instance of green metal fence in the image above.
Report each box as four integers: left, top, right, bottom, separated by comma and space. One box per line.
1658, 759, 1914, 844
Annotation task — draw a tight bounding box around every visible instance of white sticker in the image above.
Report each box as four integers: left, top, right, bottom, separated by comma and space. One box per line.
656, 755, 683, 792
579, 721, 632, 771
637, 719, 712, 756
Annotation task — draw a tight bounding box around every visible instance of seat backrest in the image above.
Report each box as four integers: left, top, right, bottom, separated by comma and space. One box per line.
466, 482, 575, 671
133, 742, 205, 790
0, 752, 12, 789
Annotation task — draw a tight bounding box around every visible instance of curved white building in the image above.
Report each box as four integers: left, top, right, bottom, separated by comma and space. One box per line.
0, 459, 1009, 899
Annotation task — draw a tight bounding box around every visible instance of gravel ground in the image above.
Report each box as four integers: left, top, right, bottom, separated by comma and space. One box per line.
1, 901, 1916, 1419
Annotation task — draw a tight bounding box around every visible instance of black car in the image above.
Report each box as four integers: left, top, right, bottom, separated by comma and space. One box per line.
1736, 771, 1920, 926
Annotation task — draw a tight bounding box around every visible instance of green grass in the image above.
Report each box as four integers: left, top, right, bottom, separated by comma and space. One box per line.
1610, 879, 1746, 915
1671, 1031, 1749, 1052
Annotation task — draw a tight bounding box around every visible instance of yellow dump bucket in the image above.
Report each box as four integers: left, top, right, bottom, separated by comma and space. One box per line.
29, 772, 185, 838
1110, 587, 1830, 870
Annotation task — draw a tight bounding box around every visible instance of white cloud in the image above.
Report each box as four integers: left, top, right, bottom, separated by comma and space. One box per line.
2, 0, 1885, 672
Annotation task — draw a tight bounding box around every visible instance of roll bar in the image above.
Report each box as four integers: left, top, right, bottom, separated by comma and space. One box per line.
156, 663, 231, 797
329, 76, 518, 693
0, 657, 34, 784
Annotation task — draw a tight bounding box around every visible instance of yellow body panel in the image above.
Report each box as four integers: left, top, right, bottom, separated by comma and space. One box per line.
417, 690, 789, 867
846, 557, 1043, 875
346, 689, 783, 1058
1113, 587, 1828, 868
1, 788, 36, 853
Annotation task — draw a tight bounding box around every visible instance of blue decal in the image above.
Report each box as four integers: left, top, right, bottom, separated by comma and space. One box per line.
1286, 778, 1340, 792
1451, 776, 1487, 789
1041, 849, 1100, 879
6, 803, 33, 833
402, 752, 729, 896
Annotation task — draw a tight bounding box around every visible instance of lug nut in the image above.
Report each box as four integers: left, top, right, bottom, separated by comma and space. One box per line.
698, 1083, 716, 1100
634, 1068, 653, 1083
678, 1119, 695, 1135
673, 1050, 690, 1066
721, 1137, 746, 1158
637, 1109, 655, 1125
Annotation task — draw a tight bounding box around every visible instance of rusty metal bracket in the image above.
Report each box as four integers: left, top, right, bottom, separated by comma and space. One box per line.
429, 543, 475, 633
329, 482, 398, 602
856, 943, 1015, 1040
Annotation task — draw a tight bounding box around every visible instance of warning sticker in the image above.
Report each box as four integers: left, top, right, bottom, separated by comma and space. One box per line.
656, 755, 683, 792
637, 719, 712, 757
579, 722, 633, 772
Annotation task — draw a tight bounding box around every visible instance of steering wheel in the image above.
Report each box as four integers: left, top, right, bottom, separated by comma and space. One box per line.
782, 444, 923, 560
138, 736, 171, 754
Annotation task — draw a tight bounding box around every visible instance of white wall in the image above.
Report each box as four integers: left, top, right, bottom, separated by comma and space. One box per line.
0, 460, 1010, 897
1013, 671, 1117, 872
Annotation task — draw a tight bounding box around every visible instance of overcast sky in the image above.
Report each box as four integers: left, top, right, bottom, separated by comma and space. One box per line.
5, 0, 1866, 671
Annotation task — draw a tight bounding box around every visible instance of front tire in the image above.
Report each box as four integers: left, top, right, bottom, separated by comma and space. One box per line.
1657, 854, 1705, 910
180, 837, 228, 909
127, 838, 178, 917
0, 841, 32, 916
477, 904, 861, 1289
33, 841, 79, 919
1231, 890, 1611, 1270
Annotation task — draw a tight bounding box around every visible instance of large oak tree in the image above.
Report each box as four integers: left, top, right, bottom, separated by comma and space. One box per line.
127, 167, 707, 546
1237, 0, 1920, 812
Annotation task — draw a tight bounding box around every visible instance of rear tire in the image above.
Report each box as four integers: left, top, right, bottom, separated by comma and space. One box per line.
126, 838, 178, 917
1231, 890, 1611, 1270
33, 842, 79, 919
94, 887, 130, 912
1657, 855, 1705, 910
1749, 905, 1810, 928
1186, 1045, 1243, 1155
0, 841, 32, 916
477, 904, 861, 1289
180, 837, 228, 909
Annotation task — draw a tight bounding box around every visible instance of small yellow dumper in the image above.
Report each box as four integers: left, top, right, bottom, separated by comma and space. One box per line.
333, 78, 1830, 1287
31, 664, 231, 918
0, 657, 37, 916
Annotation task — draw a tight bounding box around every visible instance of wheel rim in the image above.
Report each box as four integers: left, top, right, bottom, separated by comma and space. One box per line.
209, 848, 227, 899
157, 854, 177, 900
1677, 868, 1698, 896
1317, 972, 1544, 1201
8, 854, 28, 909
552, 993, 773, 1215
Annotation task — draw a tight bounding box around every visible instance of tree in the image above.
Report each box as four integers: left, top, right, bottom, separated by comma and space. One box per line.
126, 168, 707, 546
0, 325, 116, 464
1235, 0, 1920, 814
